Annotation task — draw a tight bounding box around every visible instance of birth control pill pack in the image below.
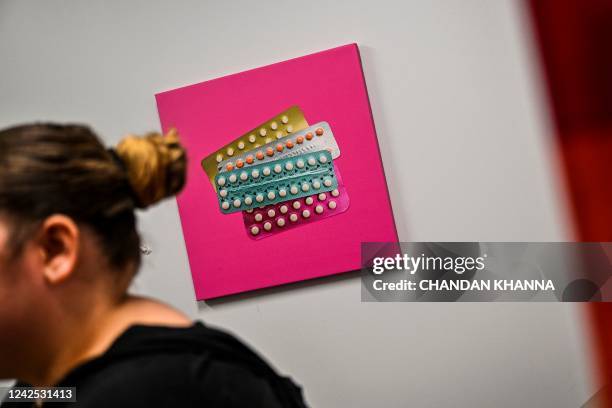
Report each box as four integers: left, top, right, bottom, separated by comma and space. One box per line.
215, 150, 338, 214
203, 106, 350, 239
243, 169, 349, 239
201, 106, 308, 187
217, 122, 340, 173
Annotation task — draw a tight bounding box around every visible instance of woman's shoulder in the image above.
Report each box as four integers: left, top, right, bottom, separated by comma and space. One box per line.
56, 322, 307, 408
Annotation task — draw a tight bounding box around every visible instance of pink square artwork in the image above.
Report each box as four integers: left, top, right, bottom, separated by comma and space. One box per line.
156, 44, 397, 299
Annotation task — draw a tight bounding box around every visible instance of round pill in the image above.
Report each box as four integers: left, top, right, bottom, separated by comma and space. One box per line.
229, 174, 237, 183
217, 177, 226, 186
240, 172, 248, 181
285, 161, 293, 171
221, 201, 230, 210
290, 213, 298, 222
331, 189, 340, 197
267, 191, 276, 200
315, 127, 324, 136
263, 222, 272, 231
281, 115, 289, 124
238, 141, 245, 150
305, 132, 314, 140
290, 185, 298, 195
305, 197, 314, 205
266, 147, 274, 157
270, 121, 278, 130
286, 125, 293, 133
254, 213, 263, 222
318, 193, 327, 201
296, 136, 304, 144
328, 200, 337, 209
256, 194, 264, 202
267, 209, 276, 218
302, 209, 311, 218
307, 157, 316, 166
286, 140, 294, 149
313, 180, 321, 189
251, 226, 260, 235
226, 163, 234, 171
315, 205, 324, 214
251, 169, 260, 178
274, 164, 282, 173
246, 155, 254, 164
236, 159, 244, 168
323, 178, 333, 187
277, 218, 285, 227
292, 201, 301, 209
263, 167, 271, 176
280, 205, 288, 214
244, 196, 253, 205
219, 189, 228, 198
319, 154, 328, 164
276, 131, 283, 139
259, 128, 267, 137
296, 159, 305, 168
227, 147, 234, 156
301, 183, 310, 192
276, 143, 284, 152
248, 134, 256, 143
256, 151, 265, 160
216, 154, 223, 163
233, 199, 241, 208
279, 189, 287, 197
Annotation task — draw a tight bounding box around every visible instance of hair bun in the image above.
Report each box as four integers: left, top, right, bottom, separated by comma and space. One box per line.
115, 128, 187, 208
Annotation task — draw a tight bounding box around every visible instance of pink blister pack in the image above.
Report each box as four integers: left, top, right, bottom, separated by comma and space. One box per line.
243, 165, 349, 239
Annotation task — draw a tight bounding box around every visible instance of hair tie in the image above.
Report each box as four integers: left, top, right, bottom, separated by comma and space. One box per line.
107, 148, 127, 172
107, 148, 143, 208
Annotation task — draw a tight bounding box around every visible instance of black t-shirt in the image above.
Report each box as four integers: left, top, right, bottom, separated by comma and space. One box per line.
1, 322, 307, 407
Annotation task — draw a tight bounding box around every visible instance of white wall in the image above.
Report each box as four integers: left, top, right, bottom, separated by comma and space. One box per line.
0, 1, 595, 406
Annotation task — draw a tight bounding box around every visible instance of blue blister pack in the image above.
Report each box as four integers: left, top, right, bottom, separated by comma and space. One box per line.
214, 150, 338, 214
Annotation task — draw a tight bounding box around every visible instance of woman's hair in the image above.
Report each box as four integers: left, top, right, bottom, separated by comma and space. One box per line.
0, 123, 187, 271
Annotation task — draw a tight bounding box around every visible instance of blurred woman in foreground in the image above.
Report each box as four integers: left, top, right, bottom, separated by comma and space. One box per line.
0, 123, 306, 407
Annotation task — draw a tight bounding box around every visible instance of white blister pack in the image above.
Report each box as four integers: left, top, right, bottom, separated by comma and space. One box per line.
217, 122, 340, 172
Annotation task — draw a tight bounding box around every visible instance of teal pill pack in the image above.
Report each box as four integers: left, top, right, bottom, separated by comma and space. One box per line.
214, 150, 338, 214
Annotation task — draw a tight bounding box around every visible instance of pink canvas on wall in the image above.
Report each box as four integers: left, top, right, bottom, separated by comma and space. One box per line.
156, 43, 397, 300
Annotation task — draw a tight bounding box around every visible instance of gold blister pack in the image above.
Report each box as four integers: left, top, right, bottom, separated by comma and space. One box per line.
201, 106, 309, 188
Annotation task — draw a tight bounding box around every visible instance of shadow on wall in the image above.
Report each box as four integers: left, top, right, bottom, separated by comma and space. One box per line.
199, 269, 361, 310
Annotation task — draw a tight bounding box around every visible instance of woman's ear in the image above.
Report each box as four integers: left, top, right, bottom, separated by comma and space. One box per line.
36, 215, 80, 284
